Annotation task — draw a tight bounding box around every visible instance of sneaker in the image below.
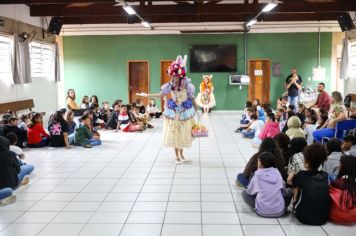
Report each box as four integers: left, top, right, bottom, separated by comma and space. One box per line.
21, 176, 30, 186
83, 144, 92, 148
0, 195, 16, 207
235, 179, 245, 188
176, 158, 182, 164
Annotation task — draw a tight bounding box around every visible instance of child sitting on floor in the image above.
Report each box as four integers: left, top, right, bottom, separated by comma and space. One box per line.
105, 102, 120, 130
80, 95, 89, 109
64, 111, 76, 144
74, 114, 101, 148
241, 114, 261, 138
242, 152, 292, 217
329, 155, 356, 223
146, 99, 162, 119
287, 143, 330, 225
27, 113, 50, 148
341, 135, 356, 156
253, 113, 280, 146
48, 110, 71, 148
17, 114, 29, 131
304, 115, 317, 145
6, 132, 34, 177
3, 117, 28, 148
323, 138, 343, 177
285, 116, 305, 139
235, 107, 255, 133
99, 101, 111, 123
132, 106, 154, 129
0, 137, 31, 190
287, 137, 307, 175
117, 105, 144, 132
241, 101, 253, 124
296, 104, 306, 126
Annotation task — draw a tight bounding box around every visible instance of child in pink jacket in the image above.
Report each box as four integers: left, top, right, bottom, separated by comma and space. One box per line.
253, 113, 280, 146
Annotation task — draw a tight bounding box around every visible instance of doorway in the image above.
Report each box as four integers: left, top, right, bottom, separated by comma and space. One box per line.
128, 61, 149, 105
248, 59, 271, 105
160, 60, 173, 110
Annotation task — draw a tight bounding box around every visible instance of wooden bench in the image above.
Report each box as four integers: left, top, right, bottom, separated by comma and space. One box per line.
0, 99, 45, 117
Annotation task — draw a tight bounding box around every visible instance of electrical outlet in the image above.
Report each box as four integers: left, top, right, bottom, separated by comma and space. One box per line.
0, 19, 5, 27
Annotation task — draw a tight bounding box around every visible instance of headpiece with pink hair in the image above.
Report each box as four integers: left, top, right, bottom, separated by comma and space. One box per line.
167, 55, 188, 91
167, 55, 187, 79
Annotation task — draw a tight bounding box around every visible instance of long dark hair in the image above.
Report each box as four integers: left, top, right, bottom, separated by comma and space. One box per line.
90, 95, 99, 105
243, 138, 284, 178
317, 113, 329, 129
289, 137, 307, 161
28, 113, 41, 128
52, 110, 66, 123
337, 155, 356, 210
274, 133, 291, 166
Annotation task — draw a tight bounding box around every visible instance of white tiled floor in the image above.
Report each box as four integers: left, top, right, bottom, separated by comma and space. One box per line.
0, 111, 355, 236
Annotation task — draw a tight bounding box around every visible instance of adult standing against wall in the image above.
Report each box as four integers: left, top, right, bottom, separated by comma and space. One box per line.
310, 83, 331, 112
285, 68, 302, 112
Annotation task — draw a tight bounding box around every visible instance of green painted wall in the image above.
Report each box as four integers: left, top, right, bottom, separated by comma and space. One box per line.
63, 32, 332, 110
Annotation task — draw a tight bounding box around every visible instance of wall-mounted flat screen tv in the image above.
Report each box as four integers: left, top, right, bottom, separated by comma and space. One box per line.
189, 45, 237, 72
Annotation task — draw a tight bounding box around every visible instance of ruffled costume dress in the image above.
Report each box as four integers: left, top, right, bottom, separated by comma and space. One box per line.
195, 83, 216, 109
161, 78, 196, 149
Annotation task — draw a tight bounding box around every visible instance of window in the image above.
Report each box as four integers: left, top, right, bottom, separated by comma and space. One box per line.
29, 41, 55, 80
0, 34, 13, 84
349, 40, 356, 77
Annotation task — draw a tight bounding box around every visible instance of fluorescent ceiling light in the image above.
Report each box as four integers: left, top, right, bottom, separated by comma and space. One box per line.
262, 2, 278, 12
246, 19, 257, 27
123, 5, 136, 15
141, 21, 151, 28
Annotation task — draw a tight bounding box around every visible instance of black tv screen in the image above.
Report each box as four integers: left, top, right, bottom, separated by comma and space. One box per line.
189, 45, 237, 72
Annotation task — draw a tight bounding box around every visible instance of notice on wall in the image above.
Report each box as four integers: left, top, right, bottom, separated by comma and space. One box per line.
254, 70, 263, 76
312, 67, 326, 81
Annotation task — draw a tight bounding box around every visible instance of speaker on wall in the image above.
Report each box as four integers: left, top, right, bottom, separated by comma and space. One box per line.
47, 17, 63, 35
337, 13, 355, 32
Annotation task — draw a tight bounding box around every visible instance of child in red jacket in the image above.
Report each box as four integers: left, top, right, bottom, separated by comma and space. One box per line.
27, 113, 50, 148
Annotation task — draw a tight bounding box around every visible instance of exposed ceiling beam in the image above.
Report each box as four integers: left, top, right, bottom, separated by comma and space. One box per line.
29, 2, 356, 17
0, 0, 193, 4
61, 12, 341, 24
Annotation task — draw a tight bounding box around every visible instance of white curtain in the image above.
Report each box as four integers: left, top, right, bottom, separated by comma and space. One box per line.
339, 38, 349, 80
12, 34, 32, 84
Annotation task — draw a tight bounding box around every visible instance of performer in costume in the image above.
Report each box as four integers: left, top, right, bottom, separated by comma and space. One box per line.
195, 75, 216, 114
137, 55, 197, 163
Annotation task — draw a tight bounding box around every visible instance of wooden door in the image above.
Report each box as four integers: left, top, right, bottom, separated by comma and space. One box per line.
248, 59, 270, 105
160, 60, 173, 110
128, 61, 149, 105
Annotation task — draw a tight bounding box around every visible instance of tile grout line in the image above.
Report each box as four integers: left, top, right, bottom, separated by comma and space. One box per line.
210, 112, 246, 236
37, 131, 140, 236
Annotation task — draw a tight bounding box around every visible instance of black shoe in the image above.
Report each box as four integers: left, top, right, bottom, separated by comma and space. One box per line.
147, 124, 154, 129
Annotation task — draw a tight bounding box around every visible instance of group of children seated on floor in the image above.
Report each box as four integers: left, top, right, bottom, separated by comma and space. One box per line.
235, 95, 356, 225
237, 135, 356, 225
0, 96, 162, 149
0, 95, 163, 206
236, 91, 353, 146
